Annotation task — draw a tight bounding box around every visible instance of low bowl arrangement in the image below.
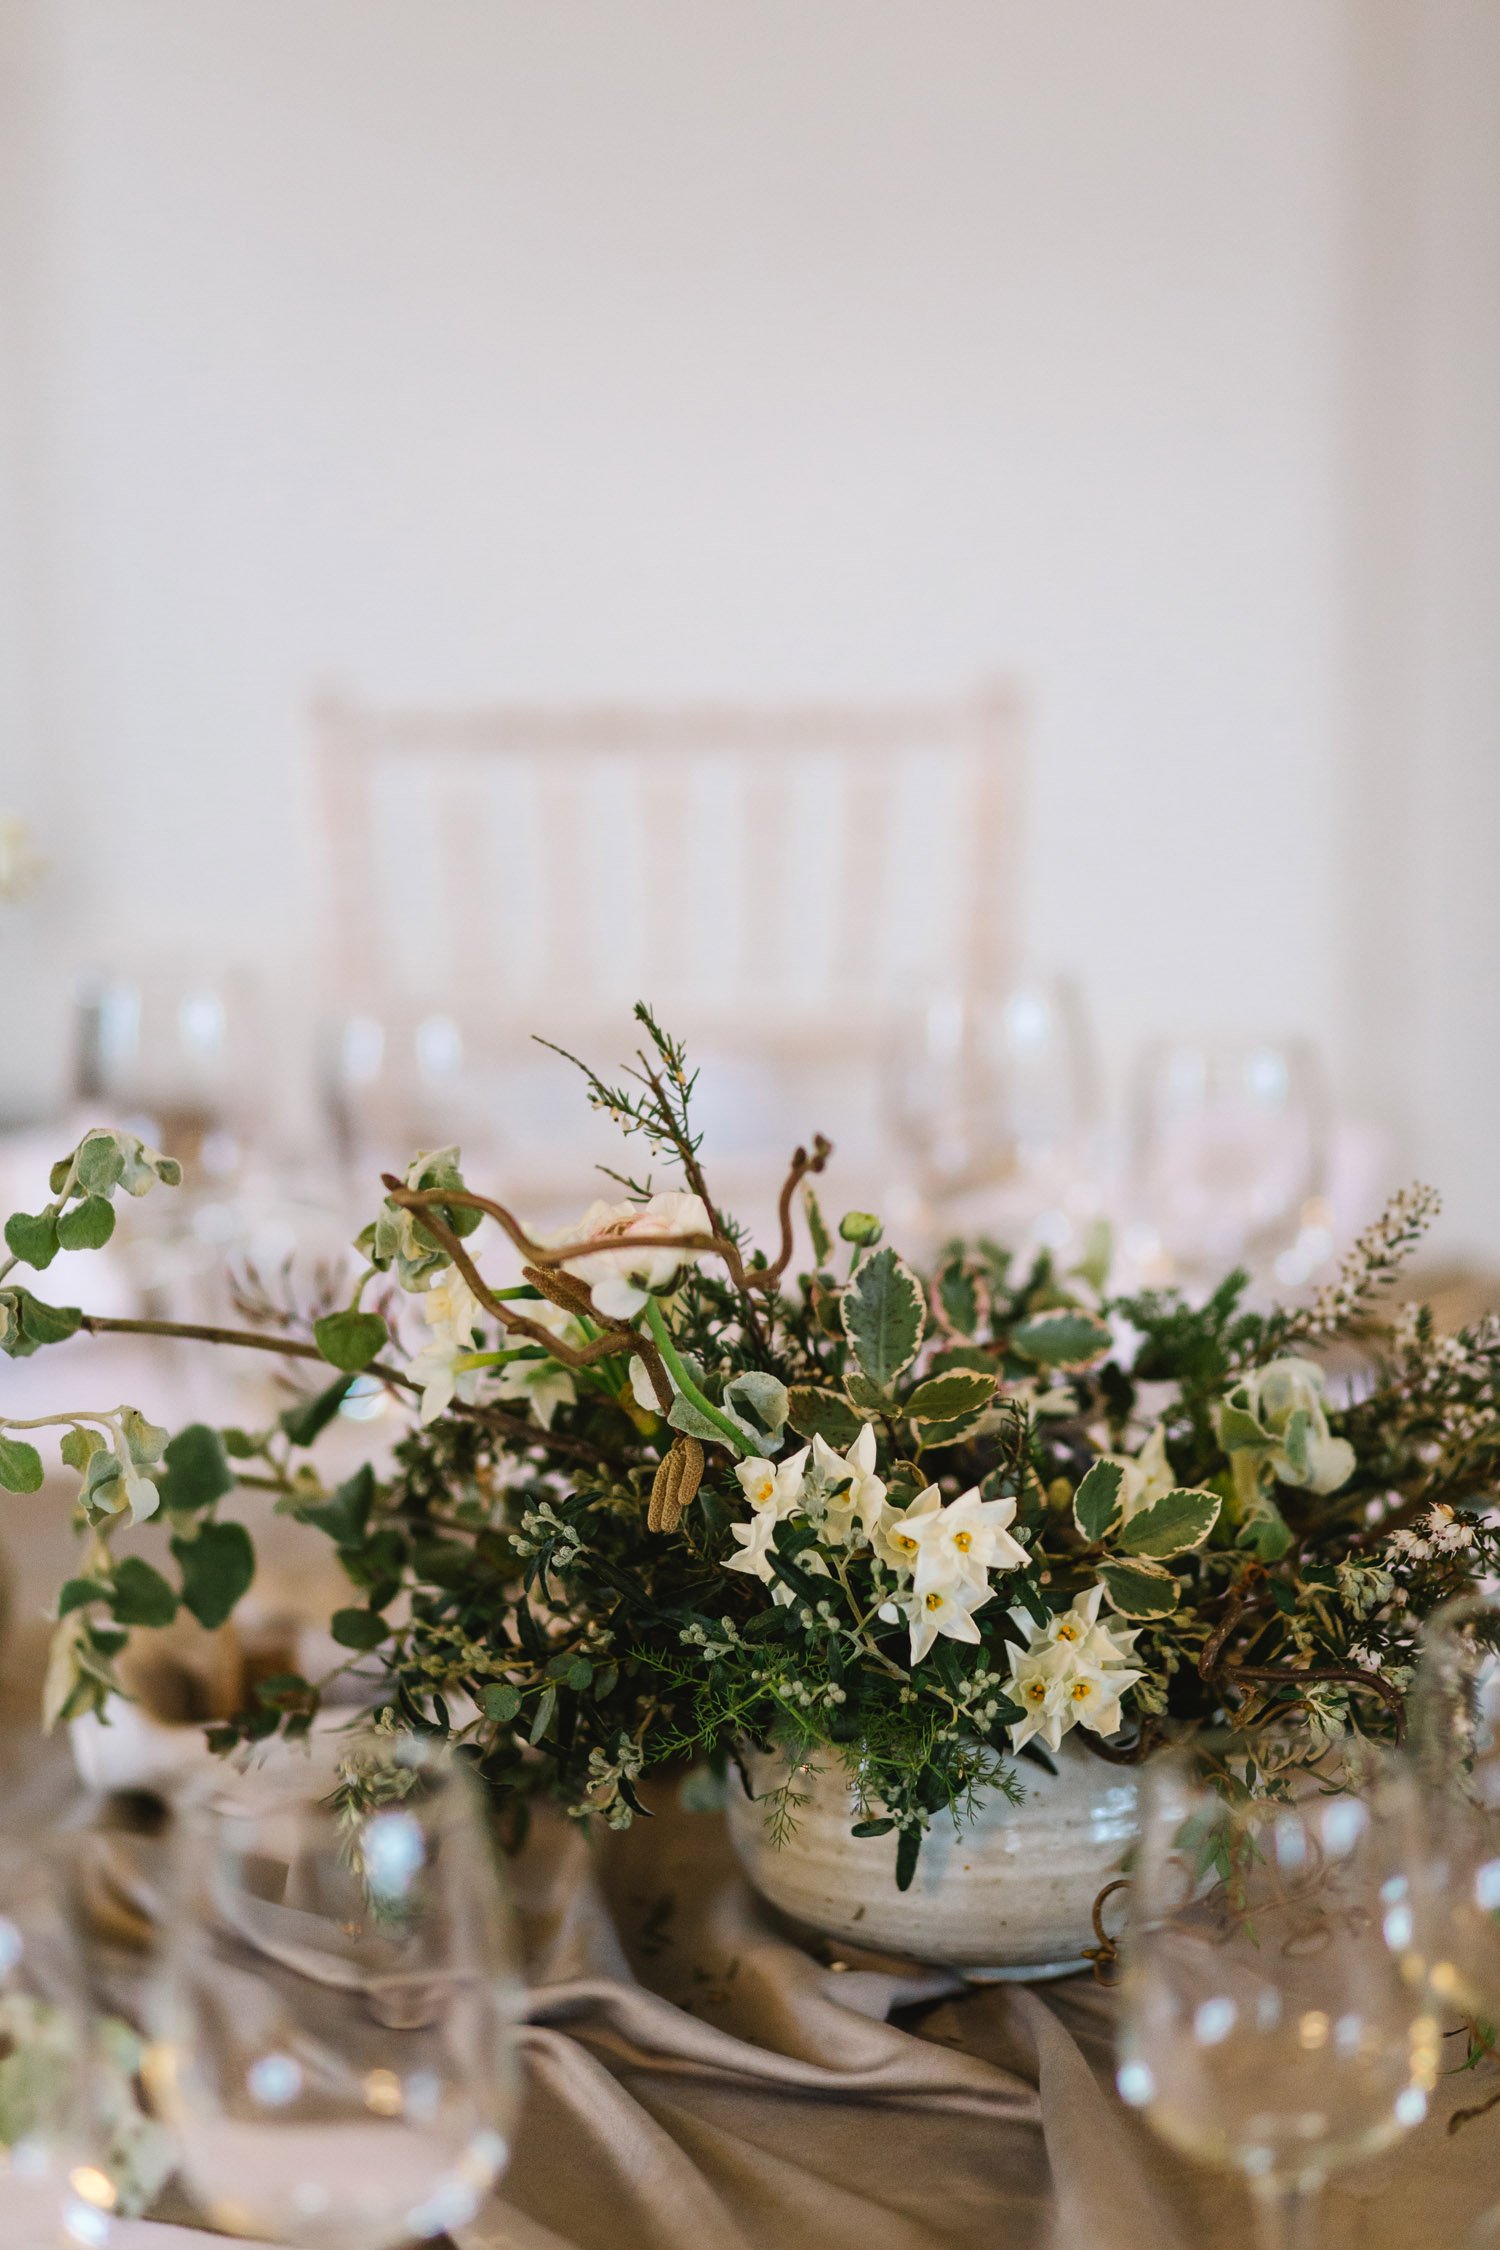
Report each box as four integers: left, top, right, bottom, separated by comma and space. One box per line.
3, 1006, 1497, 1976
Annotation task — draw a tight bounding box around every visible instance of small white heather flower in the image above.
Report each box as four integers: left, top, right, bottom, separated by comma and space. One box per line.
905, 1485, 1030, 1598
808, 1422, 885, 1544
407, 1269, 484, 1426
1426, 1504, 1475, 1553
556, 1190, 712, 1320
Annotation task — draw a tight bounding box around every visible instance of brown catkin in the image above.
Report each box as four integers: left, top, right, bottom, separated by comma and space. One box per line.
648, 1436, 705, 1533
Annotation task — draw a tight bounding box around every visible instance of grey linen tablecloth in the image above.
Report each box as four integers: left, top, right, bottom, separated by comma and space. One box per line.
48, 1760, 1500, 2250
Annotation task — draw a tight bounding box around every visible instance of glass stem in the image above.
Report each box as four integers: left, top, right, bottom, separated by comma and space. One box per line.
1250, 2178, 1321, 2250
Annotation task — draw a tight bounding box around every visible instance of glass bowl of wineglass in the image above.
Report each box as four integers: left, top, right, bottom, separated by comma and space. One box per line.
1116, 1729, 1439, 2250
146, 1733, 523, 2250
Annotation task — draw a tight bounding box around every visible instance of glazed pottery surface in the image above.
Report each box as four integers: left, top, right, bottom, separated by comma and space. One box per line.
725, 1738, 1140, 1977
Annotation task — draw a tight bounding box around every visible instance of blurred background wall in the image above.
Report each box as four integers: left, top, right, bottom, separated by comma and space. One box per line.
0, 1, 1496, 1245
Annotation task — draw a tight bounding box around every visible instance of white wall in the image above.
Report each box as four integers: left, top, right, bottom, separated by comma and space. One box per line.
1, 2, 1496, 1242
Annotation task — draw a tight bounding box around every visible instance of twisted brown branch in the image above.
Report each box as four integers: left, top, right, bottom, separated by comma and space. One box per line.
1226, 1662, 1407, 1742
79, 1313, 420, 1397
765, 1135, 832, 1284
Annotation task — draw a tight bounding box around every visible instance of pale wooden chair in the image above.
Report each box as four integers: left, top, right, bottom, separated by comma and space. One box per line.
308, 686, 1025, 1210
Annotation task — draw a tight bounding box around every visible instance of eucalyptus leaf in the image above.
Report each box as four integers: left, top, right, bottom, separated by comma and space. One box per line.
329, 1606, 389, 1652
156, 1424, 235, 1514
313, 1309, 389, 1373
59, 1426, 105, 1475
56, 1196, 115, 1252
721, 1370, 789, 1445
841, 1246, 925, 1389
483, 1683, 522, 1723
3, 1210, 58, 1271
0, 1436, 43, 1494
74, 1132, 126, 1196
109, 1557, 179, 1629
172, 1521, 255, 1630
279, 1375, 354, 1448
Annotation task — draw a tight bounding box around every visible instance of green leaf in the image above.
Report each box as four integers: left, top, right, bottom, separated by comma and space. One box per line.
75, 1131, 126, 1196
1073, 1458, 1125, 1543
312, 1309, 389, 1374
937, 1259, 980, 1337
894, 1827, 922, 1891
1097, 1557, 1181, 1619
56, 1195, 116, 1252
296, 1463, 375, 1550
156, 1423, 235, 1513
1010, 1308, 1112, 1370
0, 1435, 43, 1493
4, 1209, 59, 1271
118, 1408, 169, 1467
845, 1371, 893, 1416
57, 1577, 107, 1617
528, 1685, 558, 1745
0, 1289, 82, 1357
1238, 1503, 1293, 1562
721, 1370, 789, 1445
785, 1387, 865, 1450
906, 1370, 996, 1424
279, 1375, 354, 1448
851, 1817, 896, 1838
220, 1427, 260, 1459
109, 1556, 179, 1628
804, 1187, 832, 1269
172, 1520, 255, 1630
329, 1606, 389, 1651
1216, 1398, 1268, 1451
1117, 1487, 1221, 1560
59, 1426, 105, 1475
841, 1246, 926, 1388
483, 1683, 522, 1724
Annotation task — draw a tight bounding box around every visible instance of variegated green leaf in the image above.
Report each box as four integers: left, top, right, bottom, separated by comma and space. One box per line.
841, 1246, 926, 1389
1117, 1487, 1221, 1560
1097, 1557, 1180, 1619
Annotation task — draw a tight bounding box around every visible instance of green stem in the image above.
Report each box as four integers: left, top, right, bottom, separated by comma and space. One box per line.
454, 1347, 540, 1373
641, 1297, 757, 1458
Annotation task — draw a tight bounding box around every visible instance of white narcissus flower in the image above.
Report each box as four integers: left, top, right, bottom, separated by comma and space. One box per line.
407, 1270, 485, 1426
725, 1507, 780, 1585
1006, 1585, 1143, 1752
808, 1422, 885, 1544
872, 1486, 942, 1577
735, 1445, 810, 1518
556, 1190, 712, 1320
904, 1485, 1030, 1597
493, 1295, 579, 1431
881, 1578, 995, 1667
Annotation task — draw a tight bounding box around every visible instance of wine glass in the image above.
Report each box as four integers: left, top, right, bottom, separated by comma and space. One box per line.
1128, 1038, 1326, 1283
0, 1842, 98, 2249
1116, 1731, 1439, 2249
881, 978, 1095, 1238
147, 1735, 523, 2249
1409, 1593, 1500, 2024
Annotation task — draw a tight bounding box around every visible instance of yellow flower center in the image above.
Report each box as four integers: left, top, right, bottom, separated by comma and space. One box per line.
894, 1533, 917, 1554
953, 1530, 972, 1552
924, 1591, 945, 1611
1056, 1621, 1080, 1641
1070, 1679, 1094, 1701
1025, 1680, 1047, 1704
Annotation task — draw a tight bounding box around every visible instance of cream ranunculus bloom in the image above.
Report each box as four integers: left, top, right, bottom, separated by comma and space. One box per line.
556, 1190, 713, 1321
1218, 1356, 1356, 1498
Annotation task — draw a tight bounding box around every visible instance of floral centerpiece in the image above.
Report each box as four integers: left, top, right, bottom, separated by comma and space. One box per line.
3, 1007, 1498, 1949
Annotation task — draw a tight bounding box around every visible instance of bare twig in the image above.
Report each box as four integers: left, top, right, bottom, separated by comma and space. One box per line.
1226, 1661, 1407, 1742
764, 1136, 833, 1284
